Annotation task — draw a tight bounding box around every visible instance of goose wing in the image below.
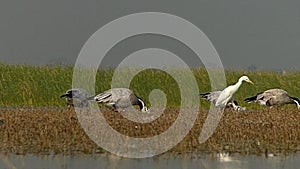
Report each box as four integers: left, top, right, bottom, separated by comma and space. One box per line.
94, 92, 112, 102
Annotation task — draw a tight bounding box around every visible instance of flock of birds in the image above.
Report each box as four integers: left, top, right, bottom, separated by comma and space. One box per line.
61, 75, 300, 112
200, 76, 300, 111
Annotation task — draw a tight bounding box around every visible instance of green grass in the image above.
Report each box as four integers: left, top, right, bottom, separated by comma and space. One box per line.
0, 63, 299, 109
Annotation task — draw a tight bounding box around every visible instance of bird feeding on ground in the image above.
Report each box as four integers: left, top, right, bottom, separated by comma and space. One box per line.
214, 76, 254, 109
88, 88, 149, 113
60, 88, 90, 110
244, 88, 300, 109
200, 91, 246, 111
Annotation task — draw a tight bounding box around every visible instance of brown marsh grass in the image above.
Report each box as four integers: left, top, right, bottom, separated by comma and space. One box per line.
0, 107, 299, 155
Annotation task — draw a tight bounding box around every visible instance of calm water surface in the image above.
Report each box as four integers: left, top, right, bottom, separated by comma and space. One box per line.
0, 152, 299, 169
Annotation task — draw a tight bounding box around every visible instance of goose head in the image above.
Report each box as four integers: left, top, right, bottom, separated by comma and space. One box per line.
61, 89, 90, 102
141, 106, 150, 113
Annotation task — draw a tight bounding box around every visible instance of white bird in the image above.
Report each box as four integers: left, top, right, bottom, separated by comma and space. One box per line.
215, 76, 254, 109
244, 88, 300, 109
60, 88, 90, 110
89, 88, 149, 113
200, 91, 246, 111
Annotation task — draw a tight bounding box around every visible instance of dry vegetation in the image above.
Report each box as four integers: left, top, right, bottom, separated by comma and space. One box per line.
0, 107, 299, 155
0, 64, 299, 156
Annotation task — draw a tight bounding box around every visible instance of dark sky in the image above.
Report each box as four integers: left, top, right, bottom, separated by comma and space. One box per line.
0, 0, 299, 70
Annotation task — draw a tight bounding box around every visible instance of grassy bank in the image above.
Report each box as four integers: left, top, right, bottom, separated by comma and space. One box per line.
0, 64, 299, 155
0, 63, 299, 109
0, 108, 299, 155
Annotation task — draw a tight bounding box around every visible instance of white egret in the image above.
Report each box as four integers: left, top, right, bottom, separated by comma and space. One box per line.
200, 91, 246, 111
215, 76, 254, 109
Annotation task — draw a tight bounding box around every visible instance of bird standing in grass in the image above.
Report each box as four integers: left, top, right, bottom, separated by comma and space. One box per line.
200, 91, 246, 111
60, 88, 90, 110
213, 75, 254, 109
89, 88, 149, 113
244, 88, 300, 109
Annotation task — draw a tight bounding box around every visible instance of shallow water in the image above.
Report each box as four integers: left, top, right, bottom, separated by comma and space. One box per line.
0, 152, 299, 169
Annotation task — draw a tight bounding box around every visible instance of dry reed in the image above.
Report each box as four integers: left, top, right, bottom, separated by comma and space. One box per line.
0, 107, 299, 155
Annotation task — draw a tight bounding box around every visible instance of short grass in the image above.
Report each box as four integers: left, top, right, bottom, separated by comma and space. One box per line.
0, 63, 299, 109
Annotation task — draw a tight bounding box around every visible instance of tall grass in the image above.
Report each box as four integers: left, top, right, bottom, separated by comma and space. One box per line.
0, 63, 299, 109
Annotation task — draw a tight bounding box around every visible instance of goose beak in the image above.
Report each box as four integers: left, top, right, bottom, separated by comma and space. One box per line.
60, 94, 67, 98
60, 93, 72, 98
